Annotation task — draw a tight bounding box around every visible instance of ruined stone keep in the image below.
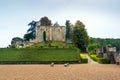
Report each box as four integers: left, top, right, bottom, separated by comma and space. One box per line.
35, 26, 66, 42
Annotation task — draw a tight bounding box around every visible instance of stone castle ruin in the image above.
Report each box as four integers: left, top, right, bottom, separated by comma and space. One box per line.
28, 20, 73, 43
35, 26, 66, 42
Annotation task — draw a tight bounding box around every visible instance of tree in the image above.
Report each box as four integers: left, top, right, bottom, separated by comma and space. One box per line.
23, 20, 38, 41
65, 20, 71, 39
40, 16, 52, 26
72, 20, 89, 52
11, 37, 23, 48
28, 20, 37, 32
53, 22, 59, 27
27, 20, 37, 38
11, 37, 23, 45
24, 32, 35, 41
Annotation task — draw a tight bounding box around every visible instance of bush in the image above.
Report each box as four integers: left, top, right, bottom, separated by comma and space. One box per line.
55, 46, 58, 48
90, 54, 110, 64
98, 58, 110, 64
90, 55, 99, 61
69, 45, 74, 48
40, 46, 43, 48
10, 45, 16, 48
80, 54, 88, 63
48, 43, 51, 47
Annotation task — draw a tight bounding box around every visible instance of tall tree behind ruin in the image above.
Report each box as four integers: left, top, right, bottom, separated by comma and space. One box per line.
65, 20, 71, 39
40, 16, 52, 26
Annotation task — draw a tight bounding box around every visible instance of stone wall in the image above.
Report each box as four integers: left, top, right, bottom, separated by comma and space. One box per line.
36, 26, 66, 42
96, 46, 118, 63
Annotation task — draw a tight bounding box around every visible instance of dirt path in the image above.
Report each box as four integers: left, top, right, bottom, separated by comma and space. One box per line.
84, 53, 98, 64
0, 64, 120, 80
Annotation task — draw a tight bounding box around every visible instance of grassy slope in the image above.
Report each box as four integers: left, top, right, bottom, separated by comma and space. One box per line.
0, 48, 78, 62
29, 41, 74, 48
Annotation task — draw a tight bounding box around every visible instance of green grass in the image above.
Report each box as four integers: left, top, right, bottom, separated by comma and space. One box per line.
0, 48, 78, 62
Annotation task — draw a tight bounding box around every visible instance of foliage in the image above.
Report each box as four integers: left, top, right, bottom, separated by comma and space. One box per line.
98, 58, 110, 64
89, 53, 110, 64
80, 53, 88, 63
11, 37, 23, 45
72, 20, 89, 52
24, 32, 35, 41
0, 48, 78, 62
23, 16, 52, 41
24, 20, 37, 41
65, 20, 71, 39
53, 22, 59, 27
40, 16, 52, 26
9, 45, 16, 48
88, 43, 99, 51
88, 37, 120, 51
90, 55, 98, 61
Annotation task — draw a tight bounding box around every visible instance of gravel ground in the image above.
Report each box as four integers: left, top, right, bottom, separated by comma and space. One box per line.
0, 64, 120, 80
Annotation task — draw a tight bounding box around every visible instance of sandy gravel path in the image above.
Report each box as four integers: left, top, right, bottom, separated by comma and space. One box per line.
84, 54, 98, 64
0, 64, 120, 80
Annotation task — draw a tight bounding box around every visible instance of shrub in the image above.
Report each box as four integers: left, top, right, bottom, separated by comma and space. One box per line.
98, 58, 110, 64
80, 54, 88, 63
55, 46, 58, 48
69, 45, 74, 48
48, 43, 51, 47
90, 54, 110, 64
10, 45, 16, 48
90, 55, 99, 61
40, 46, 43, 48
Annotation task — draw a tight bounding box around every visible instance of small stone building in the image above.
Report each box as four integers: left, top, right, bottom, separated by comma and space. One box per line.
35, 26, 66, 42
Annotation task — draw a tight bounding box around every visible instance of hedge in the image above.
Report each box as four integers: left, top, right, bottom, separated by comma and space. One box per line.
90, 55, 99, 61
98, 58, 110, 64
0, 48, 78, 64
80, 54, 88, 63
90, 54, 110, 64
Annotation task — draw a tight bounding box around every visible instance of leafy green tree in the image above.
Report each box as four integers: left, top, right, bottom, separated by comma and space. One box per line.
11, 37, 23, 48
24, 32, 35, 41
65, 20, 71, 39
72, 20, 89, 52
24, 20, 38, 41
40, 16, 52, 26
27, 20, 37, 38
89, 38, 120, 51
11, 37, 23, 45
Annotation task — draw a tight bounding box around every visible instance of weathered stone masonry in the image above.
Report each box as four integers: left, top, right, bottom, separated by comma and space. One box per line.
36, 26, 66, 42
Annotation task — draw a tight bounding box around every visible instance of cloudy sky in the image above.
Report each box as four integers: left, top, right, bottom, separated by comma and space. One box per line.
0, 0, 120, 47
